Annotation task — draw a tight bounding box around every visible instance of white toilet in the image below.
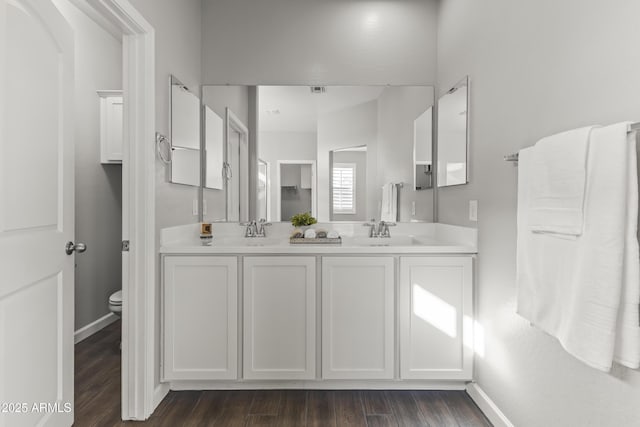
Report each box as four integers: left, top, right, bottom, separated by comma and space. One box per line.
108, 290, 122, 317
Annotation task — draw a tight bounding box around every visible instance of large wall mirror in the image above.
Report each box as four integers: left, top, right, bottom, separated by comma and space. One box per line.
437, 76, 469, 187
170, 75, 201, 187
201, 85, 435, 223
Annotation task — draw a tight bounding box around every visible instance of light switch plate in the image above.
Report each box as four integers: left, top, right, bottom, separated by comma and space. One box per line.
469, 200, 478, 222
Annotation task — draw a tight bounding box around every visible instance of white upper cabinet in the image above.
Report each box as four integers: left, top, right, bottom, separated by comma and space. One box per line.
322, 257, 395, 379
98, 90, 123, 164
243, 256, 316, 380
400, 256, 474, 380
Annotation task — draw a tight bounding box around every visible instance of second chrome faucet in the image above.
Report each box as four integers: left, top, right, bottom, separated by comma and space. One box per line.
240, 219, 272, 237
363, 219, 396, 238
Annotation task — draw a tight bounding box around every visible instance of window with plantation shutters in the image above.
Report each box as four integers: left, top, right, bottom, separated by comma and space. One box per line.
332, 163, 356, 214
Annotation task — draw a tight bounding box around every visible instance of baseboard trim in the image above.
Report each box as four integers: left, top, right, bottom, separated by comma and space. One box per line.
74, 313, 119, 344
466, 383, 514, 427
168, 380, 468, 391
153, 384, 170, 410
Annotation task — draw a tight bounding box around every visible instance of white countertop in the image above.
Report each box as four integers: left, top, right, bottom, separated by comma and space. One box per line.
159, 222, 478, 255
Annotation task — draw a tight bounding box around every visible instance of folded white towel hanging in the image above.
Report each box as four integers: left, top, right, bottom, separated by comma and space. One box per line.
528, 126, 597, 237
381, 183, 397, 222
517, 122, 640, 372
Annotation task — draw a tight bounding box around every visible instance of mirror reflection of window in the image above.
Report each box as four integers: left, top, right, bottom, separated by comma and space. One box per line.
332, 163, 356, 214
330, 146, 367, 221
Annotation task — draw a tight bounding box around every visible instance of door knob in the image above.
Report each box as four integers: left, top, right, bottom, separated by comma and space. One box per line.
65, 241, 87, 255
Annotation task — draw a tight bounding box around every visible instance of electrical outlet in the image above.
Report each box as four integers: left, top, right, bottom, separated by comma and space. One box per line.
192, 199, 199, 216
469, 200, 478, 222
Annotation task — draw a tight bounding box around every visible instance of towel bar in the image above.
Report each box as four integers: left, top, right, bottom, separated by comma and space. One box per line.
504, 121, 640, 162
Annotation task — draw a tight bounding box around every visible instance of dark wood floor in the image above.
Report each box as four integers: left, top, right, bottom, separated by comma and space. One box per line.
74, 321, 492, 427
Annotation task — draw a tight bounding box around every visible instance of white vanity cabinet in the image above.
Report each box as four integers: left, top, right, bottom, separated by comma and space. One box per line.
322, 257, 395, 379
243, 256, 316, 380
399, 256, 473, 380
98, 90, 123, 164
162, 256, 238, 381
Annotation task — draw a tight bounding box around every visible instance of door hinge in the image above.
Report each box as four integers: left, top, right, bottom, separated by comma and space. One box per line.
122, 240, 130, 252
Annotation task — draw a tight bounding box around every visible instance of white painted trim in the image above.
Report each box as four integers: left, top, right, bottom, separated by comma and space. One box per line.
85, 0, 156, 421
257, 159, 271, 222
68, 0, 121, 39
276, 160, 317, 221
466, 383, 514, 427
168, 380, 469, 391
153, 383, 170, 409
74, 313, 119, 344
225, 108, 250, 221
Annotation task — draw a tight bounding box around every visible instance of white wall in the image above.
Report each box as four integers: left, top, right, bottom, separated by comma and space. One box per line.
377, 86, 434, 222
53, 0, 123, 331
437, 1, 640, 426
202, 0, 438, 85
317, 101, 378, 222
129, 0, 203, 230
260, 131, 317, 221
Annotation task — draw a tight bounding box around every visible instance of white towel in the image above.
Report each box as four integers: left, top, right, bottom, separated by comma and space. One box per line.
613, 128, 640, 368
528, 126, 596, 236
381, 183, 397, 222
517, 122, 640, 371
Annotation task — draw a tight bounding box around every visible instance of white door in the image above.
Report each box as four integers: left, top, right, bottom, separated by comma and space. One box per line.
0, 0, 75, 426
322, 257, 395, 379
243, 256, 316, 380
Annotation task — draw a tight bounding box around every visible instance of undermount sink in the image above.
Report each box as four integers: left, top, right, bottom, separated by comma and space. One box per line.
208, 237, 283, 247
346, 236, 424, 247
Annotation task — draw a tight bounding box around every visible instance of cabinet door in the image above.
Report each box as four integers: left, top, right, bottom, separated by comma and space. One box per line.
322, 257, 395, 379
163, 256, 238, 380
400, 256, 473, 380
98, 91, 123, 164
243, 256, 316, 380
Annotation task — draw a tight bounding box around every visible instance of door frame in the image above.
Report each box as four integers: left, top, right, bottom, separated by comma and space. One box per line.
224, 107, 249, 222
73, 0, 157, 420
257, 158, 271, 221
276, 160, 317, 221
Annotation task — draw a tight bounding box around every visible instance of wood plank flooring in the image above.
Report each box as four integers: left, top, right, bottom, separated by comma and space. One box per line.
74, 321, 492, 426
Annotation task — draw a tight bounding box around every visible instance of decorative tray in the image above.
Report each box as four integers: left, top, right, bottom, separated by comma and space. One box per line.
289, 237, 342, 245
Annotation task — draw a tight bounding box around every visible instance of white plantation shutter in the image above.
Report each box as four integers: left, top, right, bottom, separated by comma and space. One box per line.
333, 163, 356, 214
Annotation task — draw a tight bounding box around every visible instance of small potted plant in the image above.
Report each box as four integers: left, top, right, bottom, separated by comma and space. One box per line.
290, 212, 317, 231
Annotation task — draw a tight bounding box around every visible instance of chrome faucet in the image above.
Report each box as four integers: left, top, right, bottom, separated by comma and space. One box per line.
240, 219, 271, 237
363, 219, 396, 238
363, 219, 379, 237
240, 220, 257, 237
255, 218, 272, 237
378, 220, 396, 238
